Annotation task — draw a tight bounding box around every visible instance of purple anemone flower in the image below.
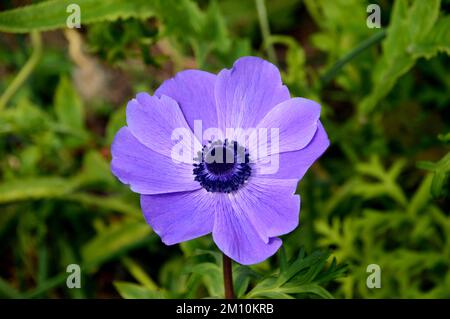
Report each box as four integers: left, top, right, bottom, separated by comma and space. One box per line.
111, 56, 329, 265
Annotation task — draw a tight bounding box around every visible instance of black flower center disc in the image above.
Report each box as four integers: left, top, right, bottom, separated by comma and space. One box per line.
204, 146, 236, 175
193, 139, 251, 193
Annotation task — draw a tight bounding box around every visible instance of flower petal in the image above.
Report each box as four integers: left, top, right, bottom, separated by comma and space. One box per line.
141, 189, 215, 245
254, 121, 329, 179
229, 178, 300, 243
127, 93, 200, 161
215, 56, 290, 131
255, 98, 320, 156
111, 127, 200, 194
213, 195, 282, 265
155, 70, 218, 134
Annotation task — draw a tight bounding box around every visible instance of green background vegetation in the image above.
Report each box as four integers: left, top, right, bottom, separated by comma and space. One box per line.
0, 0, 449, 298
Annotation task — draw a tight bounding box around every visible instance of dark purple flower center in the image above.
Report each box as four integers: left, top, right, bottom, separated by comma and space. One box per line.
205, 147, 236, 175
193, 139, 251, 193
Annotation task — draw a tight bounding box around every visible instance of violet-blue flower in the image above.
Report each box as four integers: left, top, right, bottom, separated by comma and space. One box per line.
111, 56, 329, 265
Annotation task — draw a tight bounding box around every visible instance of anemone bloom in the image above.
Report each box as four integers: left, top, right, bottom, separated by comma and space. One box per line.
111, 56, 329, 265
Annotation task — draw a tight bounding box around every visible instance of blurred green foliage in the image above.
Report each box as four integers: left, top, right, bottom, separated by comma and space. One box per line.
0, 0, 449, 298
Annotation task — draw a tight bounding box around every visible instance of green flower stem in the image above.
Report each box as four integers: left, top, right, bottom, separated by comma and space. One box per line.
255, 0, 277, 64
223, 253, 235, 299
320, 29, 386, 87
0, 31, 42, 110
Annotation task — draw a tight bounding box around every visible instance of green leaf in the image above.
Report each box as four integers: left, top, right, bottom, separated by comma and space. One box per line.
233, 265, 262, 298
248, 290, 294, 299
82, 220, 152, 269
276, 250, 326, 286
359, 0, 444, 115
0, 174, 139, 215
0, 177, 77, 204
408, 0, 441, 43
62, 193, 141, 217
121, 257, 159, 290
76, 151, 115, 187
0, 98, 51, 135
0, 0, 156, 33
54, 76, 84, 131
278, 247, 288, 274
192, 0, 230, 67
203, 0, 230, 52
430, 153, 450, 198
267, 35, 307, 90
0, 277, 22, 298
280, 283, 334, 299
114, 281, 165, 299
417, 152, 450, 198
246, 249, 346, 299
438, 132, 450, 143
154, 0, 203, 38
353, 156, 408, 206
315, 257, 348, 285
407, 175, 433, 216
0, 0, 232, 67
184, 262, 223, 297
409, 16, 450, 59
158, 0, 231, 66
